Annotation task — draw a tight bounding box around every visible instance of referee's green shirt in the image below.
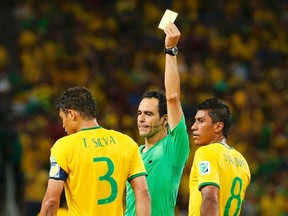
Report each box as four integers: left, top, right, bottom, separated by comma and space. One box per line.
125, 115, 190, 216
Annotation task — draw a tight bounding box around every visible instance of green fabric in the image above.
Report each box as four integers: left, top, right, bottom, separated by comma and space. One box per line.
125, 116, 190, 216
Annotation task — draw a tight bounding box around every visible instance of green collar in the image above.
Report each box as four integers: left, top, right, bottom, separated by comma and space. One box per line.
79, 126, 102, 131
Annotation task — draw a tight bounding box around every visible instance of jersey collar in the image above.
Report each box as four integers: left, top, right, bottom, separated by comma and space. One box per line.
79, 126, 102, 131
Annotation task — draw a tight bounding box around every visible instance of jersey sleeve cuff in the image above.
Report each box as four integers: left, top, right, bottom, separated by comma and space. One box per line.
127, 172, 147, 182
199, 182, 220, 191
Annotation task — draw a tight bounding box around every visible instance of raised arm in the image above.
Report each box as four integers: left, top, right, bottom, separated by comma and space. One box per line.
163, 22, 183, 130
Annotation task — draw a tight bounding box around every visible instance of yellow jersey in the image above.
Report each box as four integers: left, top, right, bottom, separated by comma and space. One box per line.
51, 126, 146, 216
189, 143, 250, 216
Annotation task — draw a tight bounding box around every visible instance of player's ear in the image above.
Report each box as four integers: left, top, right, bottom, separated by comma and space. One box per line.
67, 110, 73, 117
68, 110, 77, 120
162, 115, 168, 123
215, 122, 224, 133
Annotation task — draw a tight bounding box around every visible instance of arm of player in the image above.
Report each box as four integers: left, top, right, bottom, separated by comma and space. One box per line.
130, 176, 151, 216
163, 22, 183, 130
200, 185, 219, 216
39, 179, 64, 216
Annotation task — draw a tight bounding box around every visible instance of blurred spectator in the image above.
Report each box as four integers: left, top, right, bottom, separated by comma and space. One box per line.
0, 0, 287, 215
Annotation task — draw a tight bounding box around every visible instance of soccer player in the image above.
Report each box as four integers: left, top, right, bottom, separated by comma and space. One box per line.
125, 23, 190, 215
188, 98, 251, 216
39, 86, 151, 216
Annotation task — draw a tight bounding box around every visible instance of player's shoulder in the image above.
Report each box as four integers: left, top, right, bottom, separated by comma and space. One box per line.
232, 148, 248, 161
196, 143, 225, 156
105, 129, 137, 144
197, 143, 221, 150
105, 128, 129, 137
53, 130, 88, 148
54, 134, 73, 145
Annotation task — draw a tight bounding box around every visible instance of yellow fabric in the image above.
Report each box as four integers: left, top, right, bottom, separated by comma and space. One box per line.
51, 127, 146, 215
56, 208, 68, 216
37, 208, 68, 216
189, 143, 250, 216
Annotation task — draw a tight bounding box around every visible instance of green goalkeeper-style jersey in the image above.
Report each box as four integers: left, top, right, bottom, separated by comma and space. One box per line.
125, 115, 190, 216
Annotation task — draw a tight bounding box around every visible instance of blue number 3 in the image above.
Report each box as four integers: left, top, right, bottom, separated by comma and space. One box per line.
93, 157, 118, 204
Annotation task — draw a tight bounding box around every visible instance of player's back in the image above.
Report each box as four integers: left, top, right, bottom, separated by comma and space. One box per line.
212, 143, 251, 215
51, 127, 146, 215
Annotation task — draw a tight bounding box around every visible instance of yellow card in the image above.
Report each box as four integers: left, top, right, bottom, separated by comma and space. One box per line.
158, 9, 178, 30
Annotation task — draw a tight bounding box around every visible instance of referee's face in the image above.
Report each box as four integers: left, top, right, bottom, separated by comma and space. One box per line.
137, 98, 163, 138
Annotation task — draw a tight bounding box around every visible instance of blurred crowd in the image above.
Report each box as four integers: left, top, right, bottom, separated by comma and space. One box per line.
0, 0, 287, 215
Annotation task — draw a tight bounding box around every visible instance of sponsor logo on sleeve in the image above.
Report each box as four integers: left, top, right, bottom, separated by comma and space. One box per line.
198, 161, 210, 175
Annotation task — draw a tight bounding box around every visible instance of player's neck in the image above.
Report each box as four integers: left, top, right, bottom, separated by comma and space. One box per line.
78, 119, 99, 131
210, 135, 226, 145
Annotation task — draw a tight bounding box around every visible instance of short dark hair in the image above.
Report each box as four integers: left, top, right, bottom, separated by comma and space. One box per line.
142, 90, 167, 117
56, 86, 97, 120
197, 98, 231, 138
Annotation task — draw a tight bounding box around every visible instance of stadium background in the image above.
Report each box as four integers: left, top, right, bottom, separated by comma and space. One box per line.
0, 0, 287, 215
